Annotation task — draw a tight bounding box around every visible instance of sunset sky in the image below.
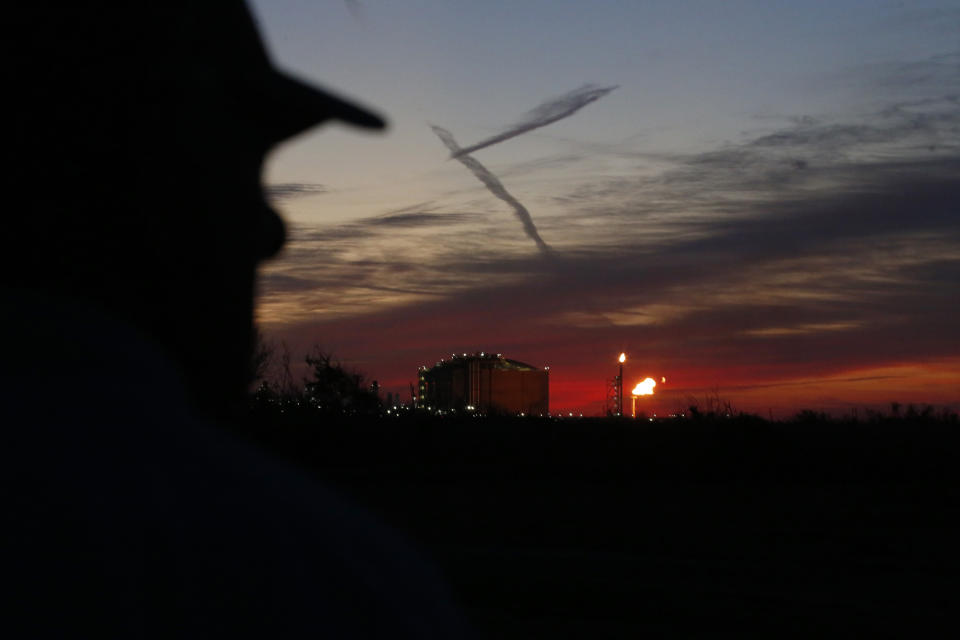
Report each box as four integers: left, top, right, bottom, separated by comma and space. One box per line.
248, 0, 959, 417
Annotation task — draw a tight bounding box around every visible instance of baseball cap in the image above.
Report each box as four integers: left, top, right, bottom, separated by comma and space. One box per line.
235, 2, 387, 138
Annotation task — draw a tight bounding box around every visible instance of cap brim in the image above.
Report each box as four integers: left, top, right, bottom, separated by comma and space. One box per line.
264, 71, 386, 139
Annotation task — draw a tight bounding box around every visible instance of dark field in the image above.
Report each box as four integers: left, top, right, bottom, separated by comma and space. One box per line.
244, 413, 960, 637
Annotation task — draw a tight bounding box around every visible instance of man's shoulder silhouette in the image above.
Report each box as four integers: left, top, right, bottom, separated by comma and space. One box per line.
3, 292, 465, 638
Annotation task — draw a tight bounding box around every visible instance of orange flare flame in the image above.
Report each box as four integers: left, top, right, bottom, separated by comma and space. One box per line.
632, 378, 656, 396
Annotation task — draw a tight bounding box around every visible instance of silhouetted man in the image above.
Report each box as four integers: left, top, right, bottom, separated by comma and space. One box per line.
5, 4, 466, 637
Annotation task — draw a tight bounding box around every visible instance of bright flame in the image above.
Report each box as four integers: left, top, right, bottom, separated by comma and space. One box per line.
632, 378, 656, 396
661, 377, 666, 383
618, 352, 626, 364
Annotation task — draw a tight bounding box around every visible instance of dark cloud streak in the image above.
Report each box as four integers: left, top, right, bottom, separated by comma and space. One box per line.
367, 211, 480, 228
265, 182, 327, 202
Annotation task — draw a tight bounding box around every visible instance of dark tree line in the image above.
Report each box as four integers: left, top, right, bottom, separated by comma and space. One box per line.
249, 331, 382, 418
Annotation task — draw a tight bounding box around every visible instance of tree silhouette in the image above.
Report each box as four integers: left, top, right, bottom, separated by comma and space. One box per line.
304, 348, 381, 416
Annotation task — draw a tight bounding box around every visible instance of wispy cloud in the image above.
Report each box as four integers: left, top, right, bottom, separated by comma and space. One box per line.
264, 182, 327, 202
817, 51, 960, 99
741, 322, 863, 338
365, 211, 480, 228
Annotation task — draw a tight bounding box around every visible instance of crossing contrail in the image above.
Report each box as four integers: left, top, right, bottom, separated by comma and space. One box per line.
432, 84, 615, 252
431, 124, 551, 254
452, 84, 618, 158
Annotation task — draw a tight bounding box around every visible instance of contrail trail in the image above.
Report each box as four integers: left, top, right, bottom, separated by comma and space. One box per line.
431, 124, 551, 254
452, 84, 618, 158
343, 0, 364, 21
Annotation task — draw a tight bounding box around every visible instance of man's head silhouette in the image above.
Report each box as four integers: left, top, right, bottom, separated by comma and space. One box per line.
9, 3, 384, 416
5, 8, 475, 637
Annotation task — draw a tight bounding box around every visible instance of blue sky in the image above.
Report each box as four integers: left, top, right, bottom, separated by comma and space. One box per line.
247, 0, 960, 415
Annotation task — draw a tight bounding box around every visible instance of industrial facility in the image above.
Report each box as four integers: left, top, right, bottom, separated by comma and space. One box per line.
417, 352, 549, 416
